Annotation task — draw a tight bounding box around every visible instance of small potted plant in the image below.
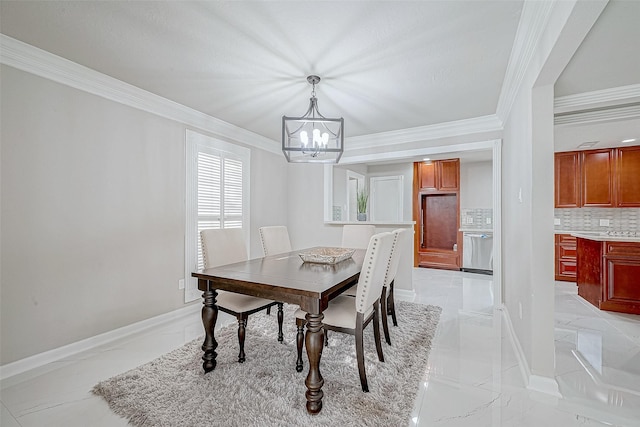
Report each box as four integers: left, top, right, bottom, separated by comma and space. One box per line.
357, 189, 369, 221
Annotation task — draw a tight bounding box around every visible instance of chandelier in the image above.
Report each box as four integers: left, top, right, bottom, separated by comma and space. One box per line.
282, 75, 344, 163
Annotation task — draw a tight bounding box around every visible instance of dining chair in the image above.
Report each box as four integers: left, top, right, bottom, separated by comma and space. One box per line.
341, 225, 376, 298
258, 225, 293, 315
341, 228, 404, 345
259, 225, 293, 256
200, 228, 283, 363
341, 224, 376, 249
294, 231, 395, 392
380, 229, 406, 345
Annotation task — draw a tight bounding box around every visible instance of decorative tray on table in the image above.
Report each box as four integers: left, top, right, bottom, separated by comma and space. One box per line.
298, 247, 355, 265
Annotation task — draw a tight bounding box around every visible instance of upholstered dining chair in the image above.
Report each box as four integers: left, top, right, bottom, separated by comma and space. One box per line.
200, 228, 283, 363
258, 225, 293, 315
341, 225, 376, 298
341, 224, 376, 249
259, 225, 293, 256
379, 229, 406, 345
294, 232, 395, 392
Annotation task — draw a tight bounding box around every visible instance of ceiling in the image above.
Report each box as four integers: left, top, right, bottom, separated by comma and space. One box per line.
1, 0, 638, 159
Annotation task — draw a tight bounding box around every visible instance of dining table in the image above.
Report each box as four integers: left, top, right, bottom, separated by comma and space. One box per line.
191, 247, 365, 415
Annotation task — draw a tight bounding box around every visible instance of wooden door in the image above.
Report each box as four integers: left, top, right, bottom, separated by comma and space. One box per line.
615, 146, 640, 207
554, 152, 580, 208
581, 149, 614, 207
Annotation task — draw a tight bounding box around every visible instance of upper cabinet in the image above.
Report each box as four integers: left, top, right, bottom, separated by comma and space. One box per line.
555, 146, 640, 208
615, 146, 640, 207
554, 152, 581, 208
581, 149, 614, 207
418, 159, 459, 192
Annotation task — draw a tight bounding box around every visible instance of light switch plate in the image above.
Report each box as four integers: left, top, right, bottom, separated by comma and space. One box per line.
599, 219, 610, 227
554, 218, 561, 225
486, 217, 492, 225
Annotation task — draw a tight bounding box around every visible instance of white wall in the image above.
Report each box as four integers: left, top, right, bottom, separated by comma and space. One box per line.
500, 0, 607, 391
460, 161, 493, 209
0, 65, 288, 364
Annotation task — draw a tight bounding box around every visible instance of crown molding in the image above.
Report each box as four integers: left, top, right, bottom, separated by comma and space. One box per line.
341, 139, 499, 165
496, 0, 556, 123
0, 34, 281, 156
554, 84, 640, 114
345, 115, 503, 152
554, 103, 640, 126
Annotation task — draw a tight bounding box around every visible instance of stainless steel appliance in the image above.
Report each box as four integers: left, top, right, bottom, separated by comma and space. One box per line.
462, 232, 493, 274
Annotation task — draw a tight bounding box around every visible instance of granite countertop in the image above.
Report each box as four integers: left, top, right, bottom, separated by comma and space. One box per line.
571, 232, 640, 243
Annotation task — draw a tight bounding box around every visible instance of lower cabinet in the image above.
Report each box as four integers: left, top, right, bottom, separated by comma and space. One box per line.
555, 234, 577, 282
576, 238, 640, 315
418, 250, 460, 270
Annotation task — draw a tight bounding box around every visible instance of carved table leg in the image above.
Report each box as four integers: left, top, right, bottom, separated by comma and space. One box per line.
237, 317, 247, 363
201, 285, 219, 373
295, 319, 305, 372
277, 303, 284, 343
304, 312, 325, 414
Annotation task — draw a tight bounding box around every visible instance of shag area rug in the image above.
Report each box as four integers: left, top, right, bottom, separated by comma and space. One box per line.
93, 301, 441, 427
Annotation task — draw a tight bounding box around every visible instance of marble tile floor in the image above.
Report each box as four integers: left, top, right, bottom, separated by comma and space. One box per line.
1, 269, 639, 426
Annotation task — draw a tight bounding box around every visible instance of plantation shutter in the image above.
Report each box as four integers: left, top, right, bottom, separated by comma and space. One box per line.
186, 130, 250, 302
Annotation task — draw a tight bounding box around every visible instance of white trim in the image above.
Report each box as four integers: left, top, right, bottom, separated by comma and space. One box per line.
554, 83, 640, 114
529, 374, 562, 397
554, 104, 640, 126
496, 0, 556, 123
394, 288, 417, 301
0, 34, 280, 156
324, 164, 334, 222
501, 303, 562, 397
340, 139, 499, 165
0, 303, 200, 381
492, 139, 503, 307
502, 303, 533, 389
346, 115, 503, 151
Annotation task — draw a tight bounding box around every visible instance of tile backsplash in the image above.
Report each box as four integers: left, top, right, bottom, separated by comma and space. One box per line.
461, 208, 493, 229
554, 208, 640, 232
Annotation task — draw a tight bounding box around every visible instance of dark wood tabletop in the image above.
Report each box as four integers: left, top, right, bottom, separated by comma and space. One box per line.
192, 247, 365, 415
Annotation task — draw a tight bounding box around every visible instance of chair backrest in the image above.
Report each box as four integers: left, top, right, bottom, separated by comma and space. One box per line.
341, 224, 376, 250
384, 229, 406, 287
200, 228, 248, 269
355, 232, 395, 314
259, 226, 292, 256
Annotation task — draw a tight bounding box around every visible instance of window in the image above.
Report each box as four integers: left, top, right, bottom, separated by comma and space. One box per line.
185, 130, 250, 302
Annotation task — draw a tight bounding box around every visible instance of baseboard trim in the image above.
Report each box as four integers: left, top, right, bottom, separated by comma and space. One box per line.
395, 288, 417, 301
0, 303, 201, 381
501, 304, 562, 397
528, 374, 562, 397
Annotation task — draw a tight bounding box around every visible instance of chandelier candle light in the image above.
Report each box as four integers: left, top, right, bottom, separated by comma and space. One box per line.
282, 75, 344, 163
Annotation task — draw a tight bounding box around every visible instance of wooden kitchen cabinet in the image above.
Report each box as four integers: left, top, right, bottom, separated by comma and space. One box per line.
555, 234, 577, 282
555, 146, 640, 208
577, 237, 640, 315
554, 152, 581, 208
581, 149, 615, 207
419, 162, 437, 190
439, 159, 460, 191
615, 146, 640, 207
418, 159, 459, 191
413, 159, 461, 270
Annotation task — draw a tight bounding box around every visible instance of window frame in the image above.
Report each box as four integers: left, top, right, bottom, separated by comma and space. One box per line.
184, 130, 250, 302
